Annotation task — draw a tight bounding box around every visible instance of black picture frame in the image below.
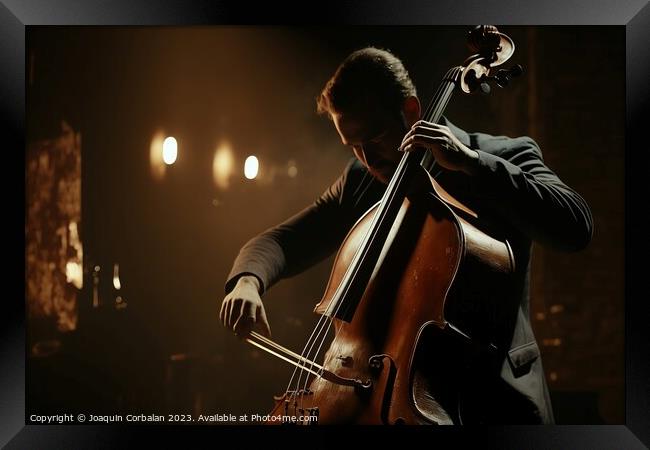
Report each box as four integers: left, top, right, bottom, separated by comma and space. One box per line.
3, 0, 648, 448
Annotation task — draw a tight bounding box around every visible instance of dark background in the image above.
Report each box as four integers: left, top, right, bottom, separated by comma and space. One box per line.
26, 26, 624, 424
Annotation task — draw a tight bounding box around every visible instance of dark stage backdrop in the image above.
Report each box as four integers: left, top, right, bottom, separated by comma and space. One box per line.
26, 26, 624, 423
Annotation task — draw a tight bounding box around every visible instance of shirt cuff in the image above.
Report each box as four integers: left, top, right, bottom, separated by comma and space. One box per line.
474, 149, 503, 174
224, 272, 265, 295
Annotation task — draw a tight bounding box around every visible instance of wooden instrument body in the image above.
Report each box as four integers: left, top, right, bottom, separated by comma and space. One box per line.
265, 26, 521, 425
269, 178, 515, 425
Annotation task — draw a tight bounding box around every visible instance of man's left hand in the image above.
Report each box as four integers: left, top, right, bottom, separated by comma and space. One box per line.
399, 120, 479, 176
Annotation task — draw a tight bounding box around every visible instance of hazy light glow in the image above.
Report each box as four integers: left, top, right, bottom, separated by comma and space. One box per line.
113, 263, 121, 290
244, 155, 259, 179
287, 160, 298, 178
213, 143, 235, 189
162, 137, 178, 165
65, 221, 83, 289
65, 262, 83, 290
150, 131, 167, 180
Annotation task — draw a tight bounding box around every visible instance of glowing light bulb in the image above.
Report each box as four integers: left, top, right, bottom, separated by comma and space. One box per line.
162, 137, 178, 165
244, 155, 259, 179
113, 263, 121, 290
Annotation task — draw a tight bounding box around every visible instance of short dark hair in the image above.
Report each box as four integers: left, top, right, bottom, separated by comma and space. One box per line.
317, 47, 417, 118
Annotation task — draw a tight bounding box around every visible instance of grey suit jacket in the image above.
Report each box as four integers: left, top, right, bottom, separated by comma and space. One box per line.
225, 117, 593, 424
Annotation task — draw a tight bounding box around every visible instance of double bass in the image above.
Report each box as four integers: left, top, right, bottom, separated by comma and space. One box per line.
244, 25, 523, 425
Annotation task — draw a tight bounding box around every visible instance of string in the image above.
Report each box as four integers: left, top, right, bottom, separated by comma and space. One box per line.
284, 139, 412, 416
290, 134, 416, 406
283, 66, 463, 418
288, 66, 462, 416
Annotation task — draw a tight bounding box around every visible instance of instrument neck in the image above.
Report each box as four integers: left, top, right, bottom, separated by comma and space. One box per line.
326, 67, 462, 321
422, 66, 463, 125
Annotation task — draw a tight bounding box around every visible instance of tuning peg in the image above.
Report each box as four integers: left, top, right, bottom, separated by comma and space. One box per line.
494, 74, 510, 88
509, 64, 524, 77
492, 64, 524, 88
464, 68, 492, 95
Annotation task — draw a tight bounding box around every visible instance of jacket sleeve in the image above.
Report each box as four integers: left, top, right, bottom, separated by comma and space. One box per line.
469, 137, 593, 251
224, 161, 357, 295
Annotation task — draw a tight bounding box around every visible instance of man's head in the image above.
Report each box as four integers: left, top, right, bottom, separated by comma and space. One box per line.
317, 47, 421, 183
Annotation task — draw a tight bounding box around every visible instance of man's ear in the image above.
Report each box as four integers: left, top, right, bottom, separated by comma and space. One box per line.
401, 96, 421, 127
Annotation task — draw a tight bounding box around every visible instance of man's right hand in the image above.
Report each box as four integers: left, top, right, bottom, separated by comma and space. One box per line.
219, 275, 271, 339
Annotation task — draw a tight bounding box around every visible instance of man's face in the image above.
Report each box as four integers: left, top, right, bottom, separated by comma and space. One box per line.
332, 109, 408, 184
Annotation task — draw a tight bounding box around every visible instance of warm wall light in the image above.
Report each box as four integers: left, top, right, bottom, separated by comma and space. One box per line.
163, 137, 178, 165
244, 155, 259, 180
150, 131, 166, 180
213, 142, 235, 189
65, 221, 83, 290
113, 263, 121, 290
287, 159, 298, 178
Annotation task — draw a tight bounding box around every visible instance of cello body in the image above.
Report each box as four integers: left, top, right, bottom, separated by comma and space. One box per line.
268, 178, 515, 424
251, 25, 524, 425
